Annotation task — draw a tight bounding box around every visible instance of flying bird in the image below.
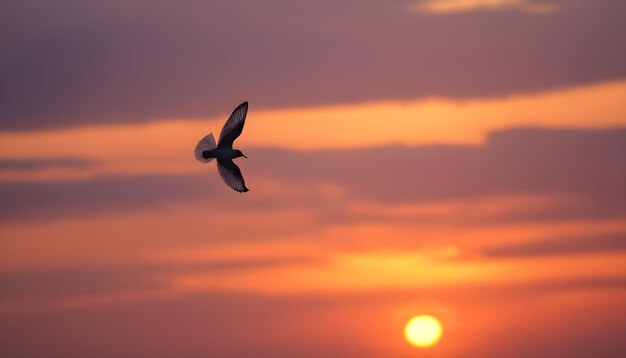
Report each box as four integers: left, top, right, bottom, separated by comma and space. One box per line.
195, 101, 250, 192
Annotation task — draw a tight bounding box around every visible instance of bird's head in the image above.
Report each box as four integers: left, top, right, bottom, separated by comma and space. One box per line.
235, 150, 248, 159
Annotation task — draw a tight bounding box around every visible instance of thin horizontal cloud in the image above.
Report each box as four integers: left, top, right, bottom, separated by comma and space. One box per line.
1, 0, 625, 130
0, 256, 317, 302
0, 158, 96, 171
0, 174, 218, 222
414, 0, 560, 15
285, 277, 626, 309
483, 232, 626, 258
0, 267, 161, 302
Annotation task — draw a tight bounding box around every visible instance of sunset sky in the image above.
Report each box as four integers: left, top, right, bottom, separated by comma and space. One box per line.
1, 0, 625, 357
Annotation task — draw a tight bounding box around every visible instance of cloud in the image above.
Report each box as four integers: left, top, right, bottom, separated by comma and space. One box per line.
0, 158, 95, 171
252, 128, 626, 213
0, 267, 161, 302
1, 0, 625, 130
0, 173, 217, 222
483, 232, 626, 258
1, 127, 624, 223
414, 0, 560, 15
0, 256, 317, 302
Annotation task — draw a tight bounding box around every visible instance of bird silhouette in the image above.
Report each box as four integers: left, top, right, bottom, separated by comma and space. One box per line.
195, 101, 250, 192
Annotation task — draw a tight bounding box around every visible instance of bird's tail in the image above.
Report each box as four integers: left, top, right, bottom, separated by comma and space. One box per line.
194, 132, 217, 163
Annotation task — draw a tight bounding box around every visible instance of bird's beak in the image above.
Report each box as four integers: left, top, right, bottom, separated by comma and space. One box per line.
242, 155, 248, 158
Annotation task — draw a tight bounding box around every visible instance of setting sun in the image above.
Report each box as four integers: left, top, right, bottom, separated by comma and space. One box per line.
404, 315, 443, 348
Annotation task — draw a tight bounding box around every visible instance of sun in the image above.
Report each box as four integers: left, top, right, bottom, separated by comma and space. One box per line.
404, 315, 443, 348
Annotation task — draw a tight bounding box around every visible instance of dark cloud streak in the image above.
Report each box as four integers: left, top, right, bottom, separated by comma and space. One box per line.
483, 233, 626, 258
0, 158, 96, 171
0, 256, 317, 301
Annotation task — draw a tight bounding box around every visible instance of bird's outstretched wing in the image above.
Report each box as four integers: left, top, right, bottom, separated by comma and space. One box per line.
216, 158, 249, 192
218, 101, 248, 149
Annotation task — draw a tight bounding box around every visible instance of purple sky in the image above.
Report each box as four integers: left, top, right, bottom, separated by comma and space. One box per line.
1, 0, 625, 129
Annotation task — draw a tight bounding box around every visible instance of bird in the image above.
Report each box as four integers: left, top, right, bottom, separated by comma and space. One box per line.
194, 101, 250, 192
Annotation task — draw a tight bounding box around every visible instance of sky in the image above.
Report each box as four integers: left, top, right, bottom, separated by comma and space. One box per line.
1, 0, 625, 356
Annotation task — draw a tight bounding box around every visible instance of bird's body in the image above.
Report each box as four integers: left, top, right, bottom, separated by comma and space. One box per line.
202, 148, 245, 161
194, 101, 250, 192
